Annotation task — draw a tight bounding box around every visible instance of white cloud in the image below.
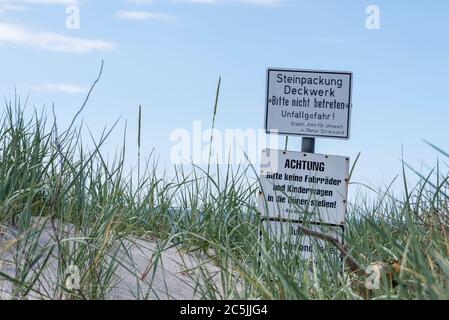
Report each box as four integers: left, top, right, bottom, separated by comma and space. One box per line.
239, 0, 281, 5
125, 0, 155, 3
172, 0, 282, 5
174, 0, 216, 3
0, 0, 79, 10
0, 4, 28, 12
31, 83, 88, 94
17, 0, 79, 5
0, 0, 79, 12
0, 23, 115, 53
122, 0, 282, 6
115, 10, 175, 22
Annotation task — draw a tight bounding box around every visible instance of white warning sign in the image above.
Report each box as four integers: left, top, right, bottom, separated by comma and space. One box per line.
265, 68, 352, 139
258, 149, 349, 226
262, 219, 343, 262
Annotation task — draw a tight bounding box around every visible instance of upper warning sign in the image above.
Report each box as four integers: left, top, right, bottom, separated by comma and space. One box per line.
265, 68, 353, 139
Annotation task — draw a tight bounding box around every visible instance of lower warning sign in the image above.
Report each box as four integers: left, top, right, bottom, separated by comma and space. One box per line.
258, 149, 349, 226
261, 219, 343, 262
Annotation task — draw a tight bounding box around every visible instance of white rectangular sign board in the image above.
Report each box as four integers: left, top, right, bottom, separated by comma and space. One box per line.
258, 149, 349, 226
262, 219, 343, 262
265, 68, 352, 139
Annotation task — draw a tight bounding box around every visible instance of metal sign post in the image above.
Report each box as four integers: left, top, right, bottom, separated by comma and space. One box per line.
301, 137, 315, 153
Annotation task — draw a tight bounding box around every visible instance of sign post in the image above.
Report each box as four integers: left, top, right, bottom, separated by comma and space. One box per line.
301, 137, 315, 153
260, 67, 353, 266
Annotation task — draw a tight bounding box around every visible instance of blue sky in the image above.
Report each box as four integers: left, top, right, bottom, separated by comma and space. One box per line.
0, 0, 448, 192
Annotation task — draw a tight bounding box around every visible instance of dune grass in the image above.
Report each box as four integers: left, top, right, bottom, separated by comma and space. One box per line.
1, 82, 449, 300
